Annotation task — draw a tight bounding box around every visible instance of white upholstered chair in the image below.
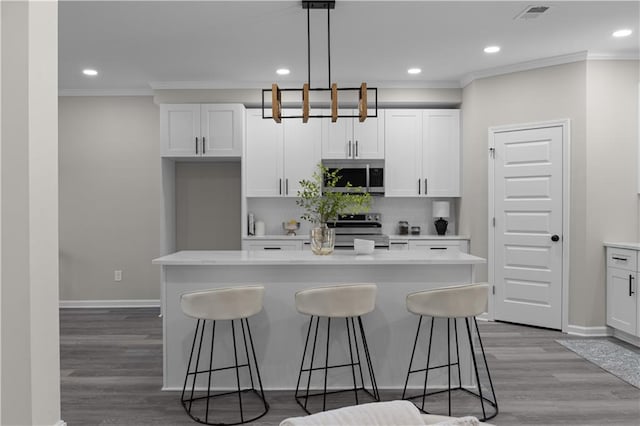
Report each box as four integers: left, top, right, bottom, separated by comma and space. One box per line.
401, 284, 498, 422
180, 286, 269, 425
294, 283, 380, 414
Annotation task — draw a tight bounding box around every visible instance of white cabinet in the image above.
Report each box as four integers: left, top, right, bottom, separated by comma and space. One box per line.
385, 109, 460, 197
322, 109, 384, 159
245, 109, 321, 197
244, 239, 303, 251
160, 104, 244, 158
606, 247, 638, 336
408, 239, 469, 254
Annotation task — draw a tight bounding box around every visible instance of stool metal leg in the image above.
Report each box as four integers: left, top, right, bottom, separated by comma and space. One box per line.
350, 317, 366, 392
294, 316, 314, 401
447, 318, 451, 416
230, 320, 244, 424
474, 318, 498, 414
245, 318, 269, 411
421, 317, 435, 411
345, 317, 359, 405
240, 320, 255, 390
401, 316, 423, 400
322, 317, 331, 411
182, 319, 201, 406
454, 318, 462, 389
190, 319, 207, 412
357, 316, 380, 401
205, 321, 216, 423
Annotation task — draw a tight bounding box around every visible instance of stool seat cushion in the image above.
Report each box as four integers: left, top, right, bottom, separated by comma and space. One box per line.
295, 284, 377, 318
180, 286, 264, 320
407, 284, 489, 318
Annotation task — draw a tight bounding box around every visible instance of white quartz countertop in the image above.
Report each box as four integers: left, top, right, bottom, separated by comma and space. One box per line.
604, 242, 640, 250
153, 250, 486, 266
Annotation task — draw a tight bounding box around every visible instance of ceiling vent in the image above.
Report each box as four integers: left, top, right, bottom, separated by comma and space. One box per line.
514, 5, 550, 20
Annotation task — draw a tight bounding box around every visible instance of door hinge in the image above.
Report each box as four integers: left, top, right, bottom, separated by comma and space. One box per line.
492, 286, 496, 295
492, 217, 496, 227
489, 147, 495, 158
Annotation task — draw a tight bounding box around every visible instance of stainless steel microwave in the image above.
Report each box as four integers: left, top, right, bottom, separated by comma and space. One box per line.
322, 161, 384, 195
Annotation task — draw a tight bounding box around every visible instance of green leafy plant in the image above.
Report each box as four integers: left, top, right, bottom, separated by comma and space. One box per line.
297, 164, 372, 224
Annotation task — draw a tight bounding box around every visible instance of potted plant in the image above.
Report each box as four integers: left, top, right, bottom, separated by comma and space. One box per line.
297, 164, 372, 255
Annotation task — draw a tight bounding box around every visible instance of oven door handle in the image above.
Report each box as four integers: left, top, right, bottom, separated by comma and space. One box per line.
365, 164, 370, 192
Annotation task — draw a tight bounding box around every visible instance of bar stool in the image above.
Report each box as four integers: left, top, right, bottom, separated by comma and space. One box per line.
401, 283, 498, 421
180, 286, 269, 425
294, 283, 380, 414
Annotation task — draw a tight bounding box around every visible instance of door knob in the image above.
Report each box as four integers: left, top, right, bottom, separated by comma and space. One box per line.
551, 234, 560, 242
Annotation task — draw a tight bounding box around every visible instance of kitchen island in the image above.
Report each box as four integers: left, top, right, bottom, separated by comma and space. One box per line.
153, 250, 486, 390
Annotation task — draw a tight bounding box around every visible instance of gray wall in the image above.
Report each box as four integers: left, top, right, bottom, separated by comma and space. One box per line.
175, 162, 241, 250
459, 60, 639, 327
59, 96, 161, 300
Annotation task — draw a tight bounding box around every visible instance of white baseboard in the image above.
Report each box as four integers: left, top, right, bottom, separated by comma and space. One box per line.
610, 328, 640, 347
566, 324, 610, 337
59, 299, 160, 309
54, 421, 67, 426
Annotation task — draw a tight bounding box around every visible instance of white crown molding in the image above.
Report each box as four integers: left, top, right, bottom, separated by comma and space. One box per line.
460, 51, 589, 88
587, 51, 640, 60
566, 324, 610, 337
149, 79, 461, 90
59, 299, 160, 308
58, 88, 154, 97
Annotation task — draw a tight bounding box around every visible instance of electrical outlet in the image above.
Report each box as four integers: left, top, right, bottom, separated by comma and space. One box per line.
114, 270, 122, 282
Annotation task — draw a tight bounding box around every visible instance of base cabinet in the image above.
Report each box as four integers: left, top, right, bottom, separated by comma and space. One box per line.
606, 246, 639, 336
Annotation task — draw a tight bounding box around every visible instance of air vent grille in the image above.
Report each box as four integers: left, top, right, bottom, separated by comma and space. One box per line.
515, 5, 550, 20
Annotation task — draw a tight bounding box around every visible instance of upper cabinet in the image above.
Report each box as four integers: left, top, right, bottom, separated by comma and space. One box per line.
160, 104, 244, 158
385, 109, 460, 197
245, 109, 321, 197
322, 109, 385, 159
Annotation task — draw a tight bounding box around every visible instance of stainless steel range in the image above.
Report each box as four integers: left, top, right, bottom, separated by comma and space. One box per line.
327, 213, 389, 249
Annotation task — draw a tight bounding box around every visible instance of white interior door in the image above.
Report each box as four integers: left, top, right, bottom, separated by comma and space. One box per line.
492, 125, 564, 329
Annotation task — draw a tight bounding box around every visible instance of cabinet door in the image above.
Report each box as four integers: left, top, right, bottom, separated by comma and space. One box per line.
384, 110, 422, 196
283, 111, 322, 197
607, 268, 637, 335
322, 115, 352, 159
245, 109, 284, 197
201, 104, 244, 157
423, 110, 460, 196
353, 109, 385, 159
160, 104, 200, 157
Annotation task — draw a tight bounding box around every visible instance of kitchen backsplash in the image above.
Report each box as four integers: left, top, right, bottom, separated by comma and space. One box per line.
245, 197, 458, 237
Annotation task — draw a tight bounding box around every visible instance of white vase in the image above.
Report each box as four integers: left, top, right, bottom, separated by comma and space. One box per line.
310, 225, 335, 255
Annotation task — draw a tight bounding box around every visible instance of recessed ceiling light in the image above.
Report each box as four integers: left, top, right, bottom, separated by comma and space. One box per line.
407, 68, 422, 75
276, 68, 290, 75
612, 29, 633, 38
484, 46, 501, 54
82, 69, 98, 76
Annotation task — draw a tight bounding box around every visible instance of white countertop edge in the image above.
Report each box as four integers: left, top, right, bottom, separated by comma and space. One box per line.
153, 250, 486, 266
242, 234, 471, 241
604, 242, 640, 250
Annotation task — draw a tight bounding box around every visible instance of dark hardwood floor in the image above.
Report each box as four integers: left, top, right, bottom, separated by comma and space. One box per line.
60, 308, 640, 425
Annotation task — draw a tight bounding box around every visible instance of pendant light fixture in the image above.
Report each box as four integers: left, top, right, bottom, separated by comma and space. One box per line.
262, 0, 377, 123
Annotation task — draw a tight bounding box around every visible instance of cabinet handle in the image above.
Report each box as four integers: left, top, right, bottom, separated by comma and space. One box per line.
286, 179, 289, 195
390, 242, 408, 245
195, 137, 199, 154
263, 247, 281, 250
630, 275, 635, 296
612, 256, 628, 262
430, 247, 447, 250
279, 179, 282, 195
202, 137, 206, 154
418, 179, 421, 195
425, 179, 428, 195
355, 140, 359, 157
348, 141, 352, 158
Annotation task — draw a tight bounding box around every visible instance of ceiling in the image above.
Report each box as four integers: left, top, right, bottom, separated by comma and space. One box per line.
59, 1, 639, 93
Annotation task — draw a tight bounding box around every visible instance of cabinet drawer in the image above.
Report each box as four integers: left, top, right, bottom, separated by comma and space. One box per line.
408, 240, 461, 253
245, 241, 302, 251
607, 248, 637, 272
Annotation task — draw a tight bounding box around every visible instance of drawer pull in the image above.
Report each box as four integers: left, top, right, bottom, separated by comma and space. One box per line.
263, 247, 282, 250
430, 247, 447, 250
391, 242, 408, 245
630, 275, 635, 297
612, 256, 628, 261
